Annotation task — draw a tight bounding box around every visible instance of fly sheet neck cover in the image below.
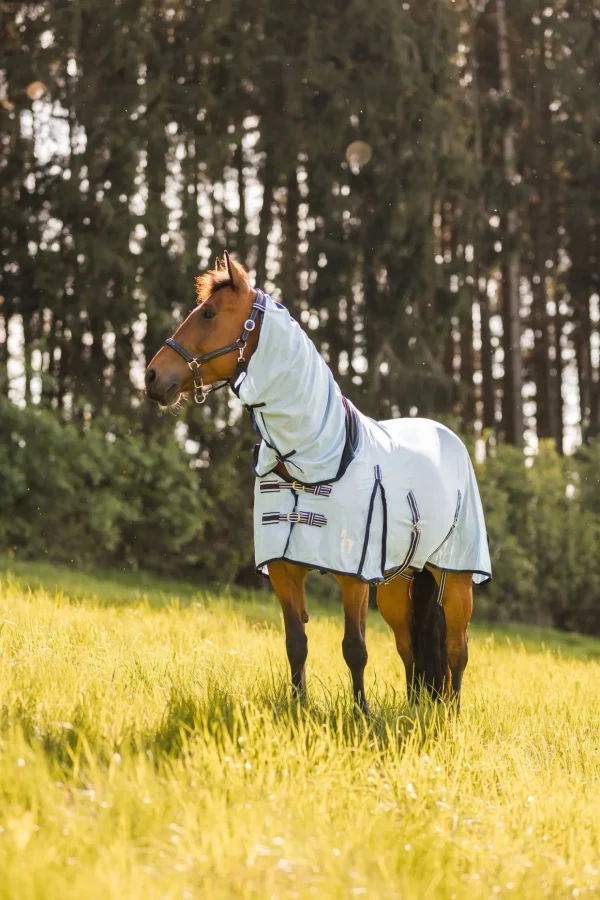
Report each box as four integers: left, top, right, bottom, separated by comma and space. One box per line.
237, 293, 492, 586
236, 293, 347, 484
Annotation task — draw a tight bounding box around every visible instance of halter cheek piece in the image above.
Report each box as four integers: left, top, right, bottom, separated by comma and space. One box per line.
164, 292, 266, 404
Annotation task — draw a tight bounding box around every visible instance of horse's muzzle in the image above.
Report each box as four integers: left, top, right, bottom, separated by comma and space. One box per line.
145, 369, 181, 406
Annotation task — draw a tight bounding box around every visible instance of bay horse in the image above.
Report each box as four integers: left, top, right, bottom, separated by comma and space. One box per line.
145, 253, 491, 713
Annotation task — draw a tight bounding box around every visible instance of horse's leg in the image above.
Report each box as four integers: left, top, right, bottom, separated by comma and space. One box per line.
375, 576, 417, 702
334, 575, 370, 715
268, 561, 309, 696
435, 570, 473, 708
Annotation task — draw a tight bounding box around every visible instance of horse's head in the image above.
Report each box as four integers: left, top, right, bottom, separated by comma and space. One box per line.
145, 251, 257, 407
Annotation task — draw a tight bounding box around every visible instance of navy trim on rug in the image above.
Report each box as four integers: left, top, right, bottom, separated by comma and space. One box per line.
256, 556, 492, 586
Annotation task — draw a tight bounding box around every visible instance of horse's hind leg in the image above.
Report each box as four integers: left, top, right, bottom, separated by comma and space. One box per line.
335, 576, 370, 715
377, 569, 473, 707
268, 561, 309, 697
435, 570, 473, 705
375, 576, 417, 702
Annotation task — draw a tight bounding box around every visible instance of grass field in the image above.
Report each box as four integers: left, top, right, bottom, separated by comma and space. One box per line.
0, 561, 599, 899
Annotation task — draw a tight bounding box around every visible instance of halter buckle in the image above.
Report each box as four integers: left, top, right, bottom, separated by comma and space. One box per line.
291, 481, 305, 493
286, 512, 301, 523
188, 360, 205, 403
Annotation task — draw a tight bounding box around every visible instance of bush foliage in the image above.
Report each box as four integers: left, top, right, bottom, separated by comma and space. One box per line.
2, 401, 599, 634
0, 400, 206, 574
476, 440, 600, 633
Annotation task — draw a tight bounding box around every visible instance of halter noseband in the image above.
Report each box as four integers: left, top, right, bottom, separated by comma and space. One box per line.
164, 291, 266, 404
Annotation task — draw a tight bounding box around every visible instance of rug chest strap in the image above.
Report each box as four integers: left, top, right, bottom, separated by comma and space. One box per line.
259, 480, 332, 497
262, 510, 327, 527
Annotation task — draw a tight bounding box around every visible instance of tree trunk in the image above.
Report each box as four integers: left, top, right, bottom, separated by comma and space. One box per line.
532, 271, 558, 442
530, 6, 559, 445
462, 297, 475, 424
280, 167, 300, 314
255, 143, 276, 288
479, 275, 496, 430
0, 307, 8, 396
470, 17, 495, 431
22, 315, 33, 405
554, 301, 565, 455
496, 0, 523, 447
234, 141, 248, 266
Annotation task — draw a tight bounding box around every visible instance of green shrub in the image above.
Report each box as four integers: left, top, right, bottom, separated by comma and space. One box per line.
477, 440, 600, 633
0, 400, 207, 573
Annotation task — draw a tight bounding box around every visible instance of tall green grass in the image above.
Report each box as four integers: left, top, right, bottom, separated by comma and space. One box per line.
0, 562, 599, 898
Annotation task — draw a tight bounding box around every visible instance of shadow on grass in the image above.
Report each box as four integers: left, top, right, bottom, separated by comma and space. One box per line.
143, 676, 457, 763
2, 675, 461, 784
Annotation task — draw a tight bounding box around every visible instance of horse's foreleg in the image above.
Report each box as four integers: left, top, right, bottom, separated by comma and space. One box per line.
376, 576, 417, 702
335, 575, 370, 714
268, 561, 309, 696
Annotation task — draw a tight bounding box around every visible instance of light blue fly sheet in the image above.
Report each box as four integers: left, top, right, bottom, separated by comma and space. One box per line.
234, 293, 491, 585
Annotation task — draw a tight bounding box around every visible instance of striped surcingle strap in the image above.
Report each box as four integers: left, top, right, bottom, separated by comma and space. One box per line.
382, 489, 421, 584
259, 480, 332, 497
262, 510, 328, 527
437, 570, 448, 607
454, 490, 462, 526
397, 489, 421, 573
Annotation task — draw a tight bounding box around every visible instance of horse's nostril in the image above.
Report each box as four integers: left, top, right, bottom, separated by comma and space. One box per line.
145, 367, 157, 386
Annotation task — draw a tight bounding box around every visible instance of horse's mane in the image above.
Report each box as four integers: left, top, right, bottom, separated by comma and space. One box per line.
195, 258, 248, 305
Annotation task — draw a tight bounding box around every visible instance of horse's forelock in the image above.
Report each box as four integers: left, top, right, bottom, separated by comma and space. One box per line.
195, 270, 231, 305
195, 258, 248, 305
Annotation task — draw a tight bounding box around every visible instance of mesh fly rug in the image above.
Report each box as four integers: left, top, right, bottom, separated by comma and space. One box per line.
234, 293, 492, 586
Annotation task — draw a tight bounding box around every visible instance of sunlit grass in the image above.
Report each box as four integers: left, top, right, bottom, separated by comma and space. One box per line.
0, 562, 599, 899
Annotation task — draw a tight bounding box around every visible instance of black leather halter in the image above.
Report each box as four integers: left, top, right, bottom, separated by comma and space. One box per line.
164, 291, 266, 404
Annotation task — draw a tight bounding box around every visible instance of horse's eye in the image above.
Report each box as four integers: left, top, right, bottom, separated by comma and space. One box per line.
203, 307, 216, 320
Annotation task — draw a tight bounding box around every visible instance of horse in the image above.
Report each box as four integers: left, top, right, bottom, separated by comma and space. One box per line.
145, 252, 491, 713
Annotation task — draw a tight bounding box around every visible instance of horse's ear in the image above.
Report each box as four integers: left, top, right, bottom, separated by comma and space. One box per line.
224, 250, 246, 291
215, 257, 225, 271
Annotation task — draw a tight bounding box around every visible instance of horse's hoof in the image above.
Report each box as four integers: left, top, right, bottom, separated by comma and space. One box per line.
291, 684, 307, 704
354, 697, 370, 717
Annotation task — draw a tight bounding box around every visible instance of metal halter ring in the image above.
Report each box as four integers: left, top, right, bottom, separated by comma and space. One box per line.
286, 512, 301, 523
244, 319, 256, 332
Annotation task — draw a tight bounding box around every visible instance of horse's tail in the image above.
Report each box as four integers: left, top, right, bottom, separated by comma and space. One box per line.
410, 568, 448, 698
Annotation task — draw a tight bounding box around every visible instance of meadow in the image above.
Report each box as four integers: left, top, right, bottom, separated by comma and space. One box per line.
0, 561, 599, 899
